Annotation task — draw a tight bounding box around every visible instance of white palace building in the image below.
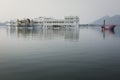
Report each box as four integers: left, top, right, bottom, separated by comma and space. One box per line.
9, 16, 80, 29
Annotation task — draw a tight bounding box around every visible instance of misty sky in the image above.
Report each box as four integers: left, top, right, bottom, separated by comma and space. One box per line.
0, 0, 119, 23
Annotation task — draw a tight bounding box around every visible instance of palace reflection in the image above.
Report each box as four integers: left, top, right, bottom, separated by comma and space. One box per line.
7, 27, 79, 41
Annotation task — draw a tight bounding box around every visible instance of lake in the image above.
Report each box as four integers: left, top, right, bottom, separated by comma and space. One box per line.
0, 26, 120, 80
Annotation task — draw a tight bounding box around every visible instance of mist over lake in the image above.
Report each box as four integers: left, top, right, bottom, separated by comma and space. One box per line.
1, 0, 120, 79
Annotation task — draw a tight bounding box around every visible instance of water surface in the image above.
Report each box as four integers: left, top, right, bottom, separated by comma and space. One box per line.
0, 26, 120, 80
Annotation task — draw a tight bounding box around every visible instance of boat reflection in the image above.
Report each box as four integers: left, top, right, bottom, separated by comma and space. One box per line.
102, 29, 115, 39
7, 27, 79, 41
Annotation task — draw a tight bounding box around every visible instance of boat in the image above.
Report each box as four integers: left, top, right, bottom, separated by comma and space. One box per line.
101, 20, 116, 31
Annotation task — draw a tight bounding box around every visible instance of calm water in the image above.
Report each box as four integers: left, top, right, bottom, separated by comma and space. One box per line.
0, 26, 120, 80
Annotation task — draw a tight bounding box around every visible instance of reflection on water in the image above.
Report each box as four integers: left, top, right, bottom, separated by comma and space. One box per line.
101, 29, 115, 39
7, 27, 79, 41
6, 26, 120, 41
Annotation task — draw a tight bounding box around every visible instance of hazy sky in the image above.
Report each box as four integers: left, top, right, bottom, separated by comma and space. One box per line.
0, 0, 119, 23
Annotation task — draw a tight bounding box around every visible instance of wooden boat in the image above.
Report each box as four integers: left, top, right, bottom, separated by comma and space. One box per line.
101, 20, 116, 31
101, 25, 116, 31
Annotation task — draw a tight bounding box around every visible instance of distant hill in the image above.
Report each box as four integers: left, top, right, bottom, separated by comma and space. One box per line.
93, 15, 120, 25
